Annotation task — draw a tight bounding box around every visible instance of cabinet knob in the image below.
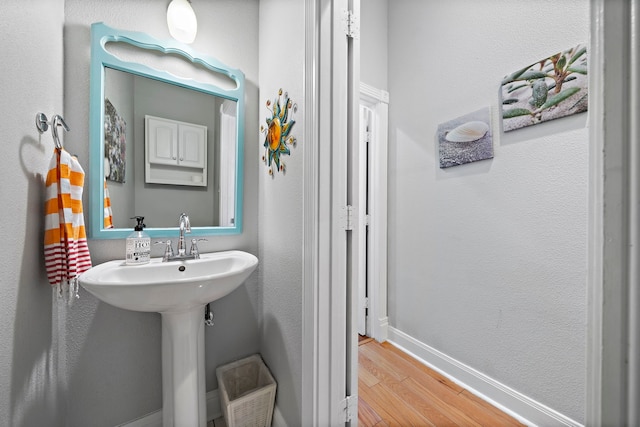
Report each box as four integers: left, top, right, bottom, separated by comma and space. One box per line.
172, 156, 177, 160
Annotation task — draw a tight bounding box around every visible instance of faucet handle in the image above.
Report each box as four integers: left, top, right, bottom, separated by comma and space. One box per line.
155, 240, 174, 262
189, 238, 207, 259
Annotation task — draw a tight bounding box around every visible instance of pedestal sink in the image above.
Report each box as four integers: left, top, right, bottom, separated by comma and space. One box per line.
78, 250, 258, 427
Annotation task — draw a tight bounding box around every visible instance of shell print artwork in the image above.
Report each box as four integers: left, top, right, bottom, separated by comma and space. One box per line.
260, 88, 297, 176
437, 107, 493, 168
444, 121, 489, 143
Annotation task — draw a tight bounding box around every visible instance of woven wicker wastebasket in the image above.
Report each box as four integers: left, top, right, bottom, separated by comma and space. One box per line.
216, 354, 277, 427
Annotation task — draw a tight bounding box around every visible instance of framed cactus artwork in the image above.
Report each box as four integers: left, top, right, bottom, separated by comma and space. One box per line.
438, 107, 493, 169
500, 43, 588, 132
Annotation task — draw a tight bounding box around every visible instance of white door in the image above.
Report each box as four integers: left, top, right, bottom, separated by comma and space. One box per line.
358, 105, 372, 336
358, 83, 389, 343
346, 0, 361, 423
329, 0, 362, 423
303, 0, 361, 424
219, 101, 237, 227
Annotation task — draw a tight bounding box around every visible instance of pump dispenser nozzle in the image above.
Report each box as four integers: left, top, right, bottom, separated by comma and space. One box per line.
131, 216, 146, 231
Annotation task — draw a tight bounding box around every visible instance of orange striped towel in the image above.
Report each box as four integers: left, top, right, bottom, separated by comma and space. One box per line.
103, 178, 113, 229
44, 147, 92, 301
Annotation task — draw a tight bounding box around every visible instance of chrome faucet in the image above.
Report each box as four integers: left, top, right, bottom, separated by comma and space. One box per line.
177, 213, 191, 257
158, 213, 205, 262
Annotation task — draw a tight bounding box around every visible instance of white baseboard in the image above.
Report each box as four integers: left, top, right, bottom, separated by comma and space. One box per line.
118, 411, 162, 427
376, 316, 389, 342
371, 315, 389, 342
119, 389, 221, 427
387, 326, 583, 427
206, 389, 222, 421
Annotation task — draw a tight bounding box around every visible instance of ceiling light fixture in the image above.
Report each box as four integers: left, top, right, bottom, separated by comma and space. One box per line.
167, 0, 198, 44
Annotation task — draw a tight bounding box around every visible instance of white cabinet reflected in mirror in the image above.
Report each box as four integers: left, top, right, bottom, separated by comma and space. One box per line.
145, 114, 208, 187
89, 22, 245, 239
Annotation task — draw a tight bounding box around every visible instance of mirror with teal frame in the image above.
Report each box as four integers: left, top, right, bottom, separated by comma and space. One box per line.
89, 22, 245, 239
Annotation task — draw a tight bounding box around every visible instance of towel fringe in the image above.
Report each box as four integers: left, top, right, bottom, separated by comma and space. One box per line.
56, 277, 80, 306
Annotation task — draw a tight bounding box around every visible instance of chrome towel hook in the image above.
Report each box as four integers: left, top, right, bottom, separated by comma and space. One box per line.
51, 115, 70, 149
35, 112, 50, 133
36, 113, 70, 149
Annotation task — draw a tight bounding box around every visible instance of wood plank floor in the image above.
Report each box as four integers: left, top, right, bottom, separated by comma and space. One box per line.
358, 338, 526, 427
212, 338, 525, 426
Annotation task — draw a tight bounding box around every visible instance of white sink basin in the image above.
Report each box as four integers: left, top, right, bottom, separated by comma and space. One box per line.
79, 250, 258, 313
78, 250, 258, 427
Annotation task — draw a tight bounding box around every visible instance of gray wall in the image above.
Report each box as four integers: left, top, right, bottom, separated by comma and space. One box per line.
104, 68, 135, 228
132, 75, 219, 228
0, 1, 66, 425
386, 0, 588, 422
258, 0, 305, 425
62, 1, 260, 425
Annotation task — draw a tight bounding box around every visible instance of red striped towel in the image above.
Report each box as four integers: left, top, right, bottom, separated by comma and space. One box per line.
104, 178, 113, 229
44, 147, 92, 301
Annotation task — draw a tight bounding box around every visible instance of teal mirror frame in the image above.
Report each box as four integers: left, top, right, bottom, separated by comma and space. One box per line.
89, 22, 245, 239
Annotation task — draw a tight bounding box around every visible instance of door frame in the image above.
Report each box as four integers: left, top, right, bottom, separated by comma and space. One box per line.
587, 0, 640, 424
301, 0, 353, 424
358, 83, 389, 342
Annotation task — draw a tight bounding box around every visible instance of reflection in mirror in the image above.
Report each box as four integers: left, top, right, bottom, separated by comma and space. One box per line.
89, 22, 245, 239
104, 68, 238, 229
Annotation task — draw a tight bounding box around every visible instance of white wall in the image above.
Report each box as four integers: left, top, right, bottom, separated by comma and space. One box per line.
360, 0, 388, 91
61, 1, 260, 425
0, 1, 66, 425
258, 0, 305, 425
387, 0, 588, 423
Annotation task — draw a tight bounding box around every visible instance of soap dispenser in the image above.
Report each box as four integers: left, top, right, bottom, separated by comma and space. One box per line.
126, 216, 151, 265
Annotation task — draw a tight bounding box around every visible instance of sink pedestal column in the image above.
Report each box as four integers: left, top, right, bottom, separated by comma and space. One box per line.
161, 307, 207, 427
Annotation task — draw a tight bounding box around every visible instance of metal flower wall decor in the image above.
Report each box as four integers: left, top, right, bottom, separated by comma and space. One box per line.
261, 89, 296, 176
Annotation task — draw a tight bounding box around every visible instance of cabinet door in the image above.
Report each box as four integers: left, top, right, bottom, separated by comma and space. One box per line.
178, 123, 207, 168
147, 116, 179, 165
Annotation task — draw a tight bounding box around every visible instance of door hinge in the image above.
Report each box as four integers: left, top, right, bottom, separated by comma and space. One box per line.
343, 9, 360, 39
364, 297, 369, 309
342, 205, 354, 231
340, 395, 357, 423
